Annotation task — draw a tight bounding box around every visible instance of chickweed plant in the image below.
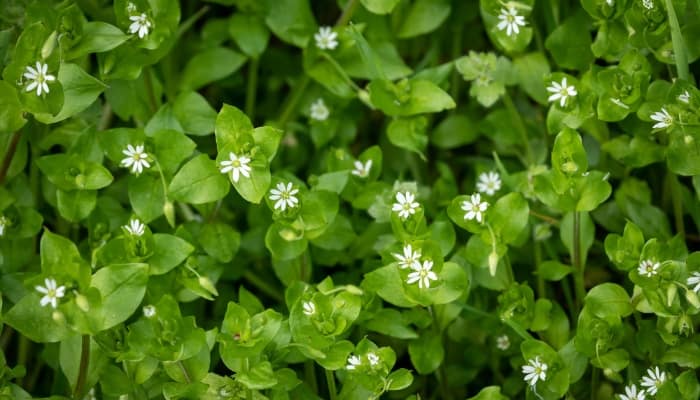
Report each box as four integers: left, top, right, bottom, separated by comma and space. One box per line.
1, 0, 700, 399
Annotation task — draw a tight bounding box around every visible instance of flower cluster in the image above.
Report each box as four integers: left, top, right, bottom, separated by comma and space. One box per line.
393, 244, 438, 289
345, 352, 380, 371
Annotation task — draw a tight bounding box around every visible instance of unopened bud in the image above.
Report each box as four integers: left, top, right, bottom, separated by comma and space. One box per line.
75, 292, 90, 312
488, 251, 499, 276
685, 289, 700, 309
199, 276, 218, 296
41, 31, 58, 59
163, 201, 175, 227
52, 310, 65, 324
666, 284, 677, 307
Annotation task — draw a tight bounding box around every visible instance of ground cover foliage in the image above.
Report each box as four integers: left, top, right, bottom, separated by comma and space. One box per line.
1, 0, 700, 399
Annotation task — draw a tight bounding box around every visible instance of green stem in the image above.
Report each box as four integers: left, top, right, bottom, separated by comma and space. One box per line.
243, 271, 284, 303
73, 335, 90, 399
336, 0, 359, 26
176, 6, 210, 39
534, 238, 545, 299
304, 361, 318, 394
572, 212, 586, 314
590, 366, 600, 400
561, 273, 577, 324
277, 75, 310, 127
669, 172, 686, 238
503, 253, 516, 286
450, 23, 464, 101
429, 306, 451, 400
0, 131, 21, 186
319, 52, 361, 92
143, 68, 158, 113
665, 0, 689, 81
502, 91, 534, 165
245, 57, 259, 121
325, 369, 338, 400
98, 103, 113, 131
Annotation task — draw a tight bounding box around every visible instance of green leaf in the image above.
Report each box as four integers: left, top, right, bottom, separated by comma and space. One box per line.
515, 53, 551, 104
362, 265, 413, 308
169, 155, 230, 204
360, 0, 401, 14
264, 0, 317, 47
199, 223, 241, 263
66, 22, 129, 59
386, 369, 413, 391
265, 222, 308, 261
0, 81, 26, 134
152, 129, 197, 176
397, 0, 451, 38
585, 283, 632, 318
57, 189, 97, 222
37, 154, 113, 191
387, 116, 428, 158
408, 332, 444, 374
172, 91, 217, 136
237, 361, 278, 390
35, 63, 106, 124
149, 234, 195, 275
368, 79, 455, 117
128, 174, 165, 223
466, 386, 509, 400
537, 261, 573, 281
3, 293, 71, 343
179, 47, 247, 91
544, 12, 594, 70
489, 192, 530, 245
91, 263, 148, 330
215, 104, 255, 152
431, 114, 480, 149
667, 130, 700, 176
229, 14, 270, 58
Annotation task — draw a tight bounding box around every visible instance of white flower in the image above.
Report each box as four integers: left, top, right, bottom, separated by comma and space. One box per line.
687, 271, 700, 294
35, 278, 66, 309
618, 384, 646, 400
638, 259, 660, 278
0, 215, 7, 237
314, 26, 338, 50
346, 355, 362, 370
124, 218, 146, 236
406, 259, 438, 289
129, 13, 152, 39
391, 191, 420, 220
220, 152, 252, 182
521, 356, 548, 387
367, 352, 380, 366
120, 144, 151, 174
352, 159, 372, 178
392, 244, 422, 269
496, 7, 527, 36
269, 182, 300, 211
496, 334, 510, 351
310, 98, 330, 121
23, 61, 56, 96
476, 171, 501, 196
650, 107, 673, 129
606, 0, 614, 5
678, 91, 690, 103
546, 77, 578, 107
642, 0, 654, 9
640, 366, 666, 395
143, 305, 156, 318
461, 193, 489, 223
302, 301, 316, 316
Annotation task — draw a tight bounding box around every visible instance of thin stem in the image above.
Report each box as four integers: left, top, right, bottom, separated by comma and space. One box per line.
304, 361, 318, 394
319, 52, 361, 92
98, 103, 113, 131
503, 253, 516, 286
177, 360, 192, 383
244, 270, 284, 303
534, 238, 545, 299
572, 212, 586, 314
450, 23, 464, 101
245, 57, 259, 121
143, 68, 158, 113
590, 367, 600, 400
277, 76, 310, 127
669, 172, 686, 238
336, 0, 359, 26
325, 369, 338, 400
502, 91, 534, 165
665, 0, 689, 81
73, 335, 90, 399
176, 6, 210, 39
0, 326, 12, 351
0, 131, 21, 185
429, 306, 451, 400
561, 272, 577, 324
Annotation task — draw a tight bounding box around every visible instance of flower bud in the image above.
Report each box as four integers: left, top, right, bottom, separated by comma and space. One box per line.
52, 310, 66, 324
41, 31, 58, 59
199, 276, 219, 296
75, 292, 90, 312
163, 201, 175, 227
488, 251, 499, 276
666, 284, 677, 307
685, 289, 700, 309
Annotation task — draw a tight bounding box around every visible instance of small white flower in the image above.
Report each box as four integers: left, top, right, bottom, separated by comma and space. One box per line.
496, 7, 527, 36
35, 278, 66, 309
352, 159, 372, 178
638, 259, 660, 278
618, 384, 646, 400
606, 0, 614, 5
367, 352, 380, 366
496, 334, 510, 351
220, 152, 252, 183
642, 0, 654, 9
23, 61, 56, 96
127, 2, 137, 12
143, 305, 156, 318
302, 301, 316, 316
521, 356, 548, 387
124, 218, 146, 236
310, 98, 330, 121
640, 366, 666, 395
392, 244, 422, 270
476, 171, 501, 196
678, 91, 690, 104
546, 77, 578, 107
346, 354, 362, 370
129, 13, 152, 39
314, 26, 338, 50
687, 271, 700, 294
650, 107, 673, 129
391, 191, 420, 220
269, 182, 300, 211
406, 259, 438, 289
120, 144, 151, 174
461, 193, 489, 223
0, 215, 7, 237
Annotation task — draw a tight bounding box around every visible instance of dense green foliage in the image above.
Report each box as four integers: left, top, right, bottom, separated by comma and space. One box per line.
1, 0, 700, 399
